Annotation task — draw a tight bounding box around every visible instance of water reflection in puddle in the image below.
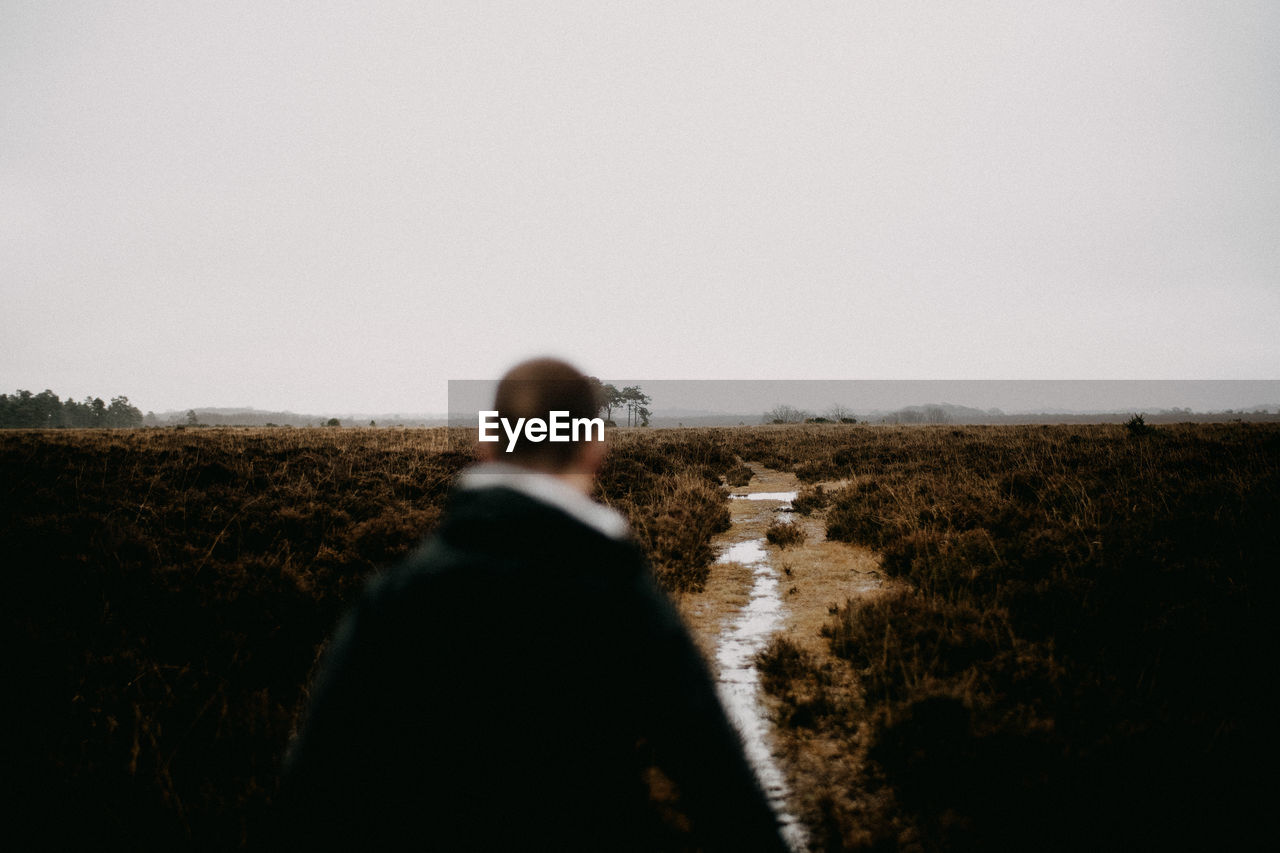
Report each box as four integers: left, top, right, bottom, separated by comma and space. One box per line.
729, 491, 799, 502
714, 495, 807, 851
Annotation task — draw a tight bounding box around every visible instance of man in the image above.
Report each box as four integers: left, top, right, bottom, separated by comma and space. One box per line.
275, 358, 788, 851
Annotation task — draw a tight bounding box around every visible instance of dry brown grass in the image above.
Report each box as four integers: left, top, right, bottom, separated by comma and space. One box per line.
4, 422, 1275, 850
729, 422, 1280, 850
1, 426, 738, 850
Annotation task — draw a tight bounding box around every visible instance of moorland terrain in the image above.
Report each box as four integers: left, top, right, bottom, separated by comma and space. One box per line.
3, 422, 1275, 849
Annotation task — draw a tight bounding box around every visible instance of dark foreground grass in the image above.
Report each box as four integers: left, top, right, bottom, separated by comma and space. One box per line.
747, 423, 1279, 850
1, 427, 733, 850
2, 428, 468, 849
5, 423, 1274, 850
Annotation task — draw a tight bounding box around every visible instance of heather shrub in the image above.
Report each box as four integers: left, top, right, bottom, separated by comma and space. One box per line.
765, 519, 805, 548
756, 637, 839, 730
595, 435, 736, 591
791, 484, 830, 515
1123, 412, 1152, 437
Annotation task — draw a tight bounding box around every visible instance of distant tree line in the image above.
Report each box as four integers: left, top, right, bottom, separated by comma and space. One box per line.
763, 404, 857, 424
0, 389, 144, 428
588, 378, 652, 427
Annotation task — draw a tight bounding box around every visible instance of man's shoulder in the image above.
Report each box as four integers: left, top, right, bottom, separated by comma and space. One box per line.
369, 485, 645, 600
455, 463, 631, 541
440, 484, 639, 565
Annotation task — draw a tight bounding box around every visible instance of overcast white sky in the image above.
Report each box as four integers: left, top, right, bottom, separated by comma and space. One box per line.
3, 1, 1278, 414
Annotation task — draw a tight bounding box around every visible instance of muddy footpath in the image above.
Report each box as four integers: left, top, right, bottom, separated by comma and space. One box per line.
676, 464, 886, 851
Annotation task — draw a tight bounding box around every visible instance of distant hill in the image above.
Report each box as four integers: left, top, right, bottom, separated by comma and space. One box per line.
871, 402, 1003, 423
868, 403, 1280, 425
145, 403, 1279, 429
144, 408, 448, 428
653, 404, 1280, 427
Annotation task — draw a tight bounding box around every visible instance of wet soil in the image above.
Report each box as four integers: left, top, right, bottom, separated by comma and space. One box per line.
675, 463, 889, 851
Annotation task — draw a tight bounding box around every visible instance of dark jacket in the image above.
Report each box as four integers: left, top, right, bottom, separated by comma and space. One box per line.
275, 482, 788, 851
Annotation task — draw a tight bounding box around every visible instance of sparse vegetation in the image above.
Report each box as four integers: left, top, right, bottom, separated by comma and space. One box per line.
764, 404, 809, 424
826, 404, 855, 423
791, 484, 829, 515
765, 519, 805, 548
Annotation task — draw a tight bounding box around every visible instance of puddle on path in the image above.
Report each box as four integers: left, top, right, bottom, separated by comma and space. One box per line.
728, 491, 799, 502
714, 494, 807, 851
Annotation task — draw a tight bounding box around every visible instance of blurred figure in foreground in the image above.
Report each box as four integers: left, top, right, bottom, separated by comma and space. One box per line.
275, 358, 788, 851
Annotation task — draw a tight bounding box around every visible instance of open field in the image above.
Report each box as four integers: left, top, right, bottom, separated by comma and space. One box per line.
3, 423, 1276, 849
745, 423, 1278, 850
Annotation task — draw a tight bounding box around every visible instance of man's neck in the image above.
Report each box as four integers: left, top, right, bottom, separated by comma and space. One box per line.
457, 461, 628, 540
553, 469, 594, 496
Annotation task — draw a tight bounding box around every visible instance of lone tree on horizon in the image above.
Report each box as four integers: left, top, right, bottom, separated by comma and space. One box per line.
587, 378, 650, 427
620, 386, 652, 427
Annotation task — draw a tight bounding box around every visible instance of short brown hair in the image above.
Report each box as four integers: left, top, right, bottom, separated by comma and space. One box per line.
492, 358, 603, 470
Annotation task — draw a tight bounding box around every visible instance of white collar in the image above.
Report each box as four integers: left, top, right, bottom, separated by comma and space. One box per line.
456, 462, 631, 541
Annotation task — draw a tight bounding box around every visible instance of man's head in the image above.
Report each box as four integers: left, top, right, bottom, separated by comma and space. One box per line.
477, 357, 607, 482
